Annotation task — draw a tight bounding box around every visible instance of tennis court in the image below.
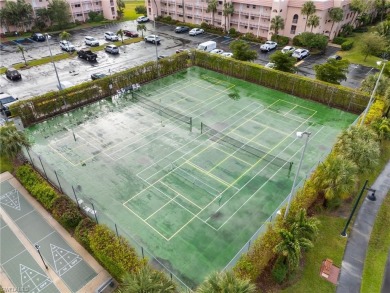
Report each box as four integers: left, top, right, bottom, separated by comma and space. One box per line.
25, 67, 357, 286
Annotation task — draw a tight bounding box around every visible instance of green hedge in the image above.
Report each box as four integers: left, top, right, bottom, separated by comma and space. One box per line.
341, 40, 354, 51
75, 217, 96, 252
271, 34, 289, 46
52, 196, 83, 230
333, 36, 347, 45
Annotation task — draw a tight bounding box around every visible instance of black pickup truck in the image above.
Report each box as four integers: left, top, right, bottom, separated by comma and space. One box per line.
77, 49, 97, 61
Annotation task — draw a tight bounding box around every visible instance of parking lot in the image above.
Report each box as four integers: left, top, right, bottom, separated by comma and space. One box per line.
0, 20, 377, 101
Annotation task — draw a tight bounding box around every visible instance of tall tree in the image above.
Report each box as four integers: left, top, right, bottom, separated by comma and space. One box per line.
117, 29, 124, 43
269, 51, 296, 73
206, 0, 218, 26
290, 209, 319, 241
307, 14, 320, 32
376, 20, 390, 42
35, 8, 52, 29
359, 33, 387, 61
17, 0, 33, 32
0, 124, 31, 160
119, 266, 176, 293
222, 1, 234, 33
117, 0, 125, 19
314, 59, 350, 84
328, 7, 344, 38
47, 0, 71, 30
270, 15, 285, 38
196, 271, 256, 293
230, 40, 257, 61
17, 45, 28, 66
301, 1, 316, 32
375, 0, 390, 21
136, 24, 147, 37
134, 5, 147, 15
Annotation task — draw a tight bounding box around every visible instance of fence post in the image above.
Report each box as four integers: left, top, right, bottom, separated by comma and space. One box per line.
115, 223, 119, 238
38, 156, 48, 180
54, 171, 63, 193
26, 148, 33, 164
72, 186, 80, 209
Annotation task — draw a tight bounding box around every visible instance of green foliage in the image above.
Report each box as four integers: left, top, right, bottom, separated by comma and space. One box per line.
371, 117, 390, 140
134, 5, 146, 16
0, 124, 31, 160
48, 0, 71, 30
314, 59, 350, 84
301, 1, 316, 31
376, 20, 390, 41
341, 40, 354, 51
272, 256, 288, 284
88, 11, 104, 22
74, 217, 96, 251
360, 72, 389, 96
206, 0, 218, 25
230, 40, 257, 61
271, 34, 289, 46
296, 32, 328, 51
89, 225, 145, 280
0, 155, 13, 173
339, 24, 354, 37
359, 33, 387, 61
270, 15, 285, 37
307, 14, 320, 32
292, 35, 304, 47
52, 196, 82, 229
136, 24, 146, 37
196, 271, 256, 293
120, 266, 176, 293
116, 0, 125, 19
228, 27, 238, 37
240, 32, 265, 43
269, 51, 296, 73
333, 36, 347, 45
328, 7, 344, 38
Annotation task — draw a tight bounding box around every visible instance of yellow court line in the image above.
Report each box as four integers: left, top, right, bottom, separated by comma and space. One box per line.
210, 144, 253, 166
276, 99, 317, 113
283, 105, 298, 116
249, 116, 297, 136
229, 131, 271, 150
144, 193, 180, 221
265, 108, 306, 124
208, 127, 269, 173
48, 144, 77, 167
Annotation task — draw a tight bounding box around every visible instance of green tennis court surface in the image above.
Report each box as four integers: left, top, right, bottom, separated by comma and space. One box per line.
25, 67, 357, 286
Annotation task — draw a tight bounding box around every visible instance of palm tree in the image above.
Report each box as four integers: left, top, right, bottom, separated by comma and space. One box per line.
196, 271, 256, 293
274, 229, 313, 270
18, 0, 33, 32
328, 7, 344, 38
117, 29, 124, 43
137, 24, 147, 37
17, 45, 28, 66
36, 8, 52, 27
206, 0, 218, 26
301, 1, 316, 32
0, 124, 31, 160
59, 30, 72, 52
119, 266, 176, 293
270, 15, 285, 38
222, 1, 234, 33
313, 154, 358, 201
307, 14, 320, 32
289, 209, 319, 241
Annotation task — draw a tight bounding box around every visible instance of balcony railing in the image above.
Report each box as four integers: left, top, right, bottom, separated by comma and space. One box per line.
230, 19, 238, 24
261, 14, 271, 19
240, 11, 249, 16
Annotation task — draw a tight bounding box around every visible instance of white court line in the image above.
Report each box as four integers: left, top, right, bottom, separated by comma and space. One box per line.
35, 230, 56, 243
1, 249, 26, 265
210, 144, 253, 166
283, 105, 298, 116
229, 131, 271, 150
216, 126, 324, 230
159, 181, 204, 210
144, 193, 180, 221
248, 119, 291, 136
14, 210, 35, 222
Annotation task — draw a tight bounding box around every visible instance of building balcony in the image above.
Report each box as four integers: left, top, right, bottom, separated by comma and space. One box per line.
240, 11, 249, 16
161, 0, 167, 3
239, 22, 248, 26
261, 14, 271, 19
195, 5, 203, 9
230, 19, 238, 24
161, 8, 167, 12
185, 4, 193, 8
168, 0, 176, 3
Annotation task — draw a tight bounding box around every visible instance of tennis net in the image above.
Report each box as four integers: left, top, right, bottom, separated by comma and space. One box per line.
201, 123, 292, 169
132, 92, 192, 126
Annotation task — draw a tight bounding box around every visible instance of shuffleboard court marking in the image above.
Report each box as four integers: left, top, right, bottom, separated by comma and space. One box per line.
50, 244, 82, 277
0, 189, 20, 210
215, 126, 324, 230
20, 264, 52, 293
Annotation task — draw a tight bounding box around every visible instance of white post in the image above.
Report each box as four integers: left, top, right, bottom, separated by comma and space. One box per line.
45, 33, 62, 91
284, 131, 311, 219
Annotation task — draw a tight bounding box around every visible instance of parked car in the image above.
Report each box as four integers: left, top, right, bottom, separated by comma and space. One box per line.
85, 36, 99, 46
158, 55, 168, 59
260, 41, 277, 52
281, 46, 295, 54
265, 62, 276, 69
105, 44, 119, 54
104, 32, 119, 41
31, 32, 45, 42
59, 40, 75, 52
189, 28, 204, 36
78, 49, 97, 61
221, 52, 233, 58
0, 93, 18, 117
210, 49, 224, 54
175, 26, 190, 33
137, 16, 149, 23
123, 30, 139, 37
176, 48, 190, 54
91, 73, 107, 80
5, 68, 21, 81
328, 54, 342, 60
292, 48, 310, 60
144, 35, 161, 44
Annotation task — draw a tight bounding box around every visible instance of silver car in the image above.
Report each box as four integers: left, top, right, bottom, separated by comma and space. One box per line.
105, 44, 119, 54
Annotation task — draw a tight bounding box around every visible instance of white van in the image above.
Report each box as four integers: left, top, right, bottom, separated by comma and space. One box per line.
197, 41, 217, 52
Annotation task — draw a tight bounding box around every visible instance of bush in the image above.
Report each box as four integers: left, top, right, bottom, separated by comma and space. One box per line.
272, 257, 288, 284
52, 196, 83, 230
229, 27, 239, 37
75, 218, 96, 251
31, 183, 59, 211
339, 24, 354, 37
240, 32, 265, 43
341, 40, 354, 51
333, 36, 347, 45
88, 11, 104, 22
292, 35, 303, 47
135, 5, 147, 15
354, 27, 368, 33
271, 35, 289, 46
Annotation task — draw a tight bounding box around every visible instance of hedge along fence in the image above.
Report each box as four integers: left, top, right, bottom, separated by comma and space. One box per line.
192, 51, 369, 114
10, 53, 190, 127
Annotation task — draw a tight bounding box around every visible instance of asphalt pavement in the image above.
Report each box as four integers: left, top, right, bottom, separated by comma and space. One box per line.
336, 161, 390, 293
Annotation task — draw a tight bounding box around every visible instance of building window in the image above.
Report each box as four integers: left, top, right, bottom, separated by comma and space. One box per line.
247, 5, 249, 8
251, 16, 254, 20
250, 27, 253, 30
218, 1, 222, 4
290, 25, 296, 34
292, 14, 298, 24
178, 4, 182, 8
244, 25, 247, 29
75, 4, 80, 7
76, 13, 82, 17
218, 12, 222, 15
39, 0, 42, 2
253, 5, 256, 9
187, 15, 192, 19
245, 15, 248, 19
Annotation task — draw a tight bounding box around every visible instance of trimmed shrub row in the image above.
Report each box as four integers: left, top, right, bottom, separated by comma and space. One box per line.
341, 40, 354, 51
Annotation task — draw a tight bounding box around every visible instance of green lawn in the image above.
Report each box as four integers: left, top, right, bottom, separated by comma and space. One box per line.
123, 0, 145, 21
361, 191, 390, 293
0, 155, 13, 173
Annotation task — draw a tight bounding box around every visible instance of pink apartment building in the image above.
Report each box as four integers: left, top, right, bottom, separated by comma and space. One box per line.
0, 0, 117, 33
146, 0, 361, 40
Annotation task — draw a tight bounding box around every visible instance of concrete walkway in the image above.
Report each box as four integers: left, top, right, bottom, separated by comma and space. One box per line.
336, 161, 390, 293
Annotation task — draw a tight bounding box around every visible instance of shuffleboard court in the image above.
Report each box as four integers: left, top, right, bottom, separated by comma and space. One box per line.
24, 67, 357, 286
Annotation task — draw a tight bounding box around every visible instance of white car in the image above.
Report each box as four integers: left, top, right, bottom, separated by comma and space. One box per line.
104, 31, 119, 41
85, 36, 99, 46
281, 46, 296, 54
292, 48, 310, 60
105, 44, 119, 54
189, 28, 204, 36
59, 40, 75, 52
210, 49, 224, 54
144, 35, 161, 44
260, 41, 277, 52
265, 62, 275, 69
137, 16, 149, 23
221, 52, 233, 58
